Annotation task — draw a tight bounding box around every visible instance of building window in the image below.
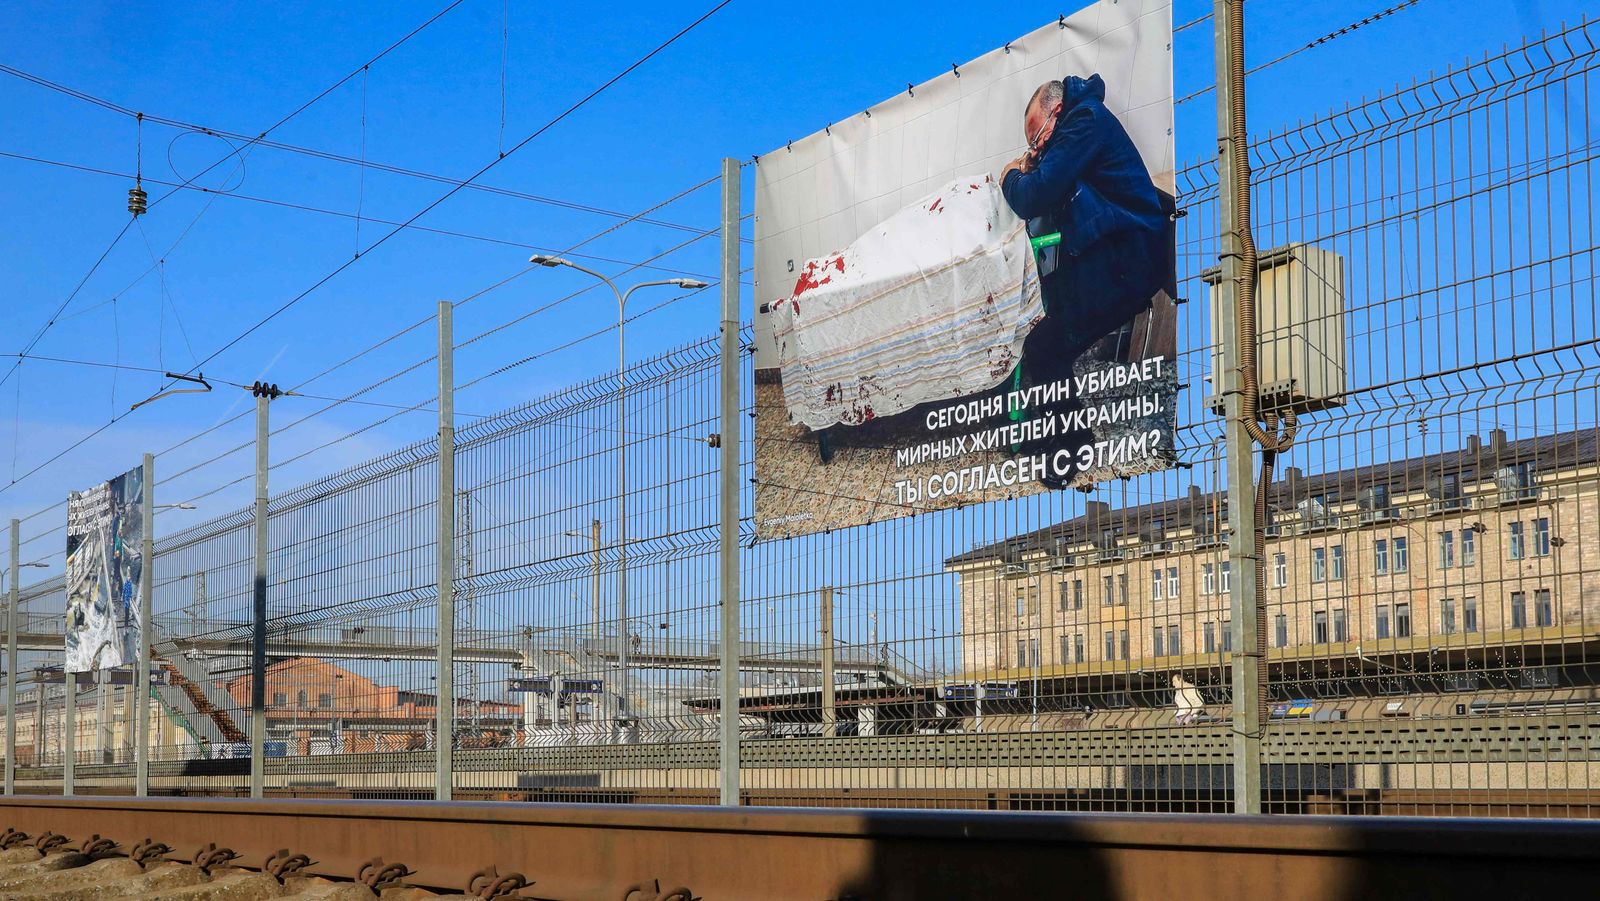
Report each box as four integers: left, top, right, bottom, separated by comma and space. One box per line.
1509, 522, 1525, 560
297, 690, 308, 707
1274, 614, 1288, 648
272, 692, 287, 707
1220, 561, 1232, 594
1168, 624, 1181, 656
1058, 581, 1070, 612
1016, 586, 1027, 619
1533, 518, 1551, 557
1438, 531, 1454, 569
1273, 553, 1287, 588
1534, 589, 1553, 627
1333, 607, 1348, 642
1017, 639, 1028, 668
1074, 633, 1085, 663
1204, 621, 1217, 653
1060, 634, 1071, 663
1395, 602, 1412, 638
1167, 566, 1180, 598
1153, 627, 1166, 657
1103, 574, 1114, 606
1312, 547, 1327, 582
1029, 638, 1040, 666
1510, 592, 1527, 628
1118, 573, 1129, 605
1104, 631, 1116, 660
1393, 536, 1409, 572
1119, 630, 1130, 661
1331, 544, 1345, 581
1313, 610, 1328, 644
1222, 620, 1234, 652
1440, 598, 1456, 634
1376, 605, 1391, 639
1151, 568, 1164, 601
1073, 579, 1085, 609
1203, 563, 1216, 595
1461, 529, 1476, 567
1375, 539, 1389, 575
1464, 597, 1478, 633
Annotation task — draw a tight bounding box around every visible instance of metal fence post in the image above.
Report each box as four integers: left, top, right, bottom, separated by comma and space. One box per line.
5, 519, 17, 795
718, 156, 742, 806
1216, 0, 1263, 814
136, 452, 153, 796
63, 671, 74, 794
250, 395, 270, 799
820, 587, 836, 739
436, 300, 456, 802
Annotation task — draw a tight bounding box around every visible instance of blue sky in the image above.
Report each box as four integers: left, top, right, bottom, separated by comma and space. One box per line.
0, 0, 1589, 571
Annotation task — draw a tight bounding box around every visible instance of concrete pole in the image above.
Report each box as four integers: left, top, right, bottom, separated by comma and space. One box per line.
1216, 0, 1263, 814
5, 519, 17, 794
62, 671, 74, 794
819, 587, 836, 739
435, 300, 456, 801
717, 156, 742, 806
250, 394, 269, 799
136, 452, 154, 795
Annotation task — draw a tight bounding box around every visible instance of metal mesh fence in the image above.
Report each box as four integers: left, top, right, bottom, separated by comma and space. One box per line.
2, 14, 1597, 816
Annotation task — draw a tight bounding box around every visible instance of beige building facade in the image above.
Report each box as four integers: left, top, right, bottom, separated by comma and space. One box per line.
950, 430, 1597, 691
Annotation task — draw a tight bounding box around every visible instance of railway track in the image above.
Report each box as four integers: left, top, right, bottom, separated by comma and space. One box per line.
0, 797, 1598, 900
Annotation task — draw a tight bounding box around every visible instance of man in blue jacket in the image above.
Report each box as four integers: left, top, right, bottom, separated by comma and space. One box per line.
998, 73, 1177, 485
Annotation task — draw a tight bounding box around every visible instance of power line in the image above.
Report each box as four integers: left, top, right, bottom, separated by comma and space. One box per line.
173, 0, 737, 383
0, 149, 719, 280
0, 0, 469, 413
6, 161, 733, 521
0, 218, 134, 394
0, 64, 751, 244
1177, 0, 1428, 104
0, 0, 736, 502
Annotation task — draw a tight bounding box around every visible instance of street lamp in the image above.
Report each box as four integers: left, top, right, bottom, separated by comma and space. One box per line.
529, 254, 708, 742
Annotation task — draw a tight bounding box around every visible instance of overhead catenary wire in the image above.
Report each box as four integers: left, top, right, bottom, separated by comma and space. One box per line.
0, 0, 736, 501
0, 150, 722, 281
0, 0, 473, 399
5, 162, 734, 526
0, 63, 752, 245
1177, 0, 1428, 104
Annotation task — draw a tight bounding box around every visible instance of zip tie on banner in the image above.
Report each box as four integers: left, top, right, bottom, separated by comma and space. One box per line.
951, 63, 961, 78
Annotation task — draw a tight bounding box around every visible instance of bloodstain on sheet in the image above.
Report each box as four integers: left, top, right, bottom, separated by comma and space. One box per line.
928, 197, 943, 213
791, 254, 847, 299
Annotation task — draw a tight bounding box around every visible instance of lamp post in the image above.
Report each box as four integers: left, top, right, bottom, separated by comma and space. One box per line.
529, 255, 707, 742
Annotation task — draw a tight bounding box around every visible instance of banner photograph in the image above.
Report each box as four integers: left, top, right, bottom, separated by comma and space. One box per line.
753, 0, 1177, 539
64, 465, 145, 672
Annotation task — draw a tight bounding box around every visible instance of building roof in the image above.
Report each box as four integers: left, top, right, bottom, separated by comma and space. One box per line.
945, 427, 1600, 567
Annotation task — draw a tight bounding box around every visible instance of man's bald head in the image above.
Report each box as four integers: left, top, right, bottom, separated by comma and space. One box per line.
1025, 80, 1066, 148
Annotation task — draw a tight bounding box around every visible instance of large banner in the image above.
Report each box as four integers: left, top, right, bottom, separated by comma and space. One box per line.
753, 0, 1177, 539
65, 466, 145, 672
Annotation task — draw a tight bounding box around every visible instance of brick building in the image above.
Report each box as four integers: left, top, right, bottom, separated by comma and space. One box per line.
225, 658, 519, 753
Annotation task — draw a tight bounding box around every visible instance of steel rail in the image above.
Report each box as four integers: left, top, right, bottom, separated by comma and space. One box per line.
0, 797, 1597, 900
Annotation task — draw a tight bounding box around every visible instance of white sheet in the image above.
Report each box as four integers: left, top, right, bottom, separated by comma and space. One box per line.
769, 176, 1044, 431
